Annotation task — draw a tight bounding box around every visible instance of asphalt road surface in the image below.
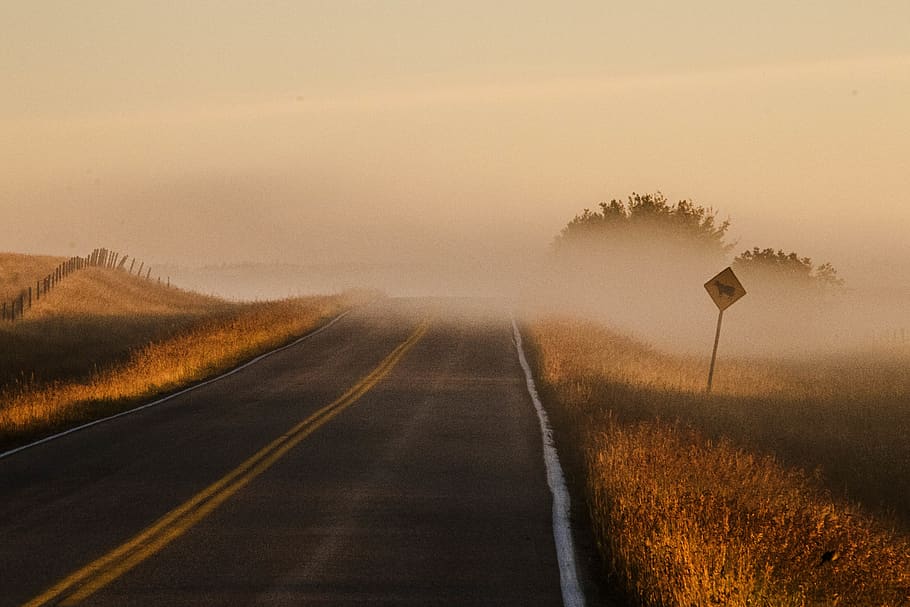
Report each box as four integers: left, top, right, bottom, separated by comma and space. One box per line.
0, 299, 583, 606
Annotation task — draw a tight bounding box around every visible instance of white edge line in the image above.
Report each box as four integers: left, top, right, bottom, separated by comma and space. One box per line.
0, 310, 353, 461
512, 318, 586, 607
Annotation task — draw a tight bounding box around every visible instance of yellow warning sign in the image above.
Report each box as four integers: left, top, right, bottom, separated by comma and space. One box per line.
704, 267, 746, 311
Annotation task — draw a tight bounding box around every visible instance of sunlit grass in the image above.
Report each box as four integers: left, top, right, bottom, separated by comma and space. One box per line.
528, 316, 910, 606
0, 263, 371, 448
0, 252, 65, 302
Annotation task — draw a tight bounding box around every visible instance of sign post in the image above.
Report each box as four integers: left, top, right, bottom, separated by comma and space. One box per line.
703, 267, 746, 393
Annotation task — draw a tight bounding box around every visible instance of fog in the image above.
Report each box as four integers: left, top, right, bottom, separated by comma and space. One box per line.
3, 2, 909, 358
152, 228, 909, 361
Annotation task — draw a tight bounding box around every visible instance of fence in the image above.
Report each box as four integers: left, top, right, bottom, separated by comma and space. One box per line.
2, 248, 160, 322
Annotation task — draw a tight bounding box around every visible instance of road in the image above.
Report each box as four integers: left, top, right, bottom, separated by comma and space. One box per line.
0, 299, 582, 606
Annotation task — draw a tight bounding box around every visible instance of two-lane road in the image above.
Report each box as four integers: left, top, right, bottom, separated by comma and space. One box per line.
0, 299, 579, 606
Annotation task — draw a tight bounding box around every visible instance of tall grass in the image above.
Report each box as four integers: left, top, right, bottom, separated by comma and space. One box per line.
1, 270, 370, 449
0, 252, 64, 302
1, 268, 231, 388
528, 317, 910, 606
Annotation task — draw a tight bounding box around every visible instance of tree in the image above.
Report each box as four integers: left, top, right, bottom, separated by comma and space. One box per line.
552, 192, 732, 259
733, 247, 845, 288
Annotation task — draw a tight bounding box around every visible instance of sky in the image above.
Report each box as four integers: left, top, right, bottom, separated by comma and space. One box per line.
2, 1, 909, 289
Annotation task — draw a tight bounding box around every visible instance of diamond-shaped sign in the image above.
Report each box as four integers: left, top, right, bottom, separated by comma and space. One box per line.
704, 267, 746, 311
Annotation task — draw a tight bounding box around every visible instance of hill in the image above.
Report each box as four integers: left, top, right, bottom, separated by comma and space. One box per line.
1, 253, 363, 449
0, 252, 66, 302
1, 257, 230, 388
28, 266, 224, 318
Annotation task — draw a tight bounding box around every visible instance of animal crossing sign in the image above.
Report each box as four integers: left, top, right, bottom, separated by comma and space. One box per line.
704, 267, 746, 311
703, 267, 746, 392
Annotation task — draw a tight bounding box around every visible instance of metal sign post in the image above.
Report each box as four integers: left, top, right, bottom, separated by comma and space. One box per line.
703, 267, 746, 393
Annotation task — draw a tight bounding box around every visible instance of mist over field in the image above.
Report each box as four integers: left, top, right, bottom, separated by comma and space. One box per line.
3, 2, 908, 358
159, 225, 908, 361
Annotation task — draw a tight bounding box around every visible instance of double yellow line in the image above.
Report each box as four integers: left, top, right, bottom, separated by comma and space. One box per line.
25, 321, 429, 607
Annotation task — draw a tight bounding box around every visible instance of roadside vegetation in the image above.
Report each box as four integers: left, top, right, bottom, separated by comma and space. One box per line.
528, 317, 910, 606
531, 193, 909, 605
0, 254, 369, 450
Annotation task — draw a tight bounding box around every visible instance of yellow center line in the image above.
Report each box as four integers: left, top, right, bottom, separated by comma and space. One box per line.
24, 321, 429, 607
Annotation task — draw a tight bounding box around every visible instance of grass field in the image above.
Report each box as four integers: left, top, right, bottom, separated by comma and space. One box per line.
0, 252, 66, 303
0, 253, 369, 450
527, 317, 910, 606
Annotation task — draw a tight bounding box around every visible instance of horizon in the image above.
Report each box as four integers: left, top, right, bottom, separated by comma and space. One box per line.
2, 2, 909, 291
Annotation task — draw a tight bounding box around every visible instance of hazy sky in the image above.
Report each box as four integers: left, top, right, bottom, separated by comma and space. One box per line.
2, 2, 909, 286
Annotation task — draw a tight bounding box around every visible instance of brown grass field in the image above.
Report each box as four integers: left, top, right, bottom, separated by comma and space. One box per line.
527, 317, 910, 606
0, 252, 66, 303
0, 253, 368, 450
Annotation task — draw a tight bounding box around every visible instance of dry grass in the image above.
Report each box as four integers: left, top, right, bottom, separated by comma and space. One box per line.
1, 268, 233, 389
1, 259, 370, 449
527, 316, 910, 606
0, 252, 66, 301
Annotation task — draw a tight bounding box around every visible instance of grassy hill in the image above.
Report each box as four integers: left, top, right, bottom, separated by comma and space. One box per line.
0, 252, 66, 302
1, 255, 230, 388
0, 252, 366, 449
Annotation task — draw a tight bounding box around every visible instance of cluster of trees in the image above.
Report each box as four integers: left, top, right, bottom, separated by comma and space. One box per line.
554, 191, 844, 289
733, 248, 844, 288
553, 192, 732, 259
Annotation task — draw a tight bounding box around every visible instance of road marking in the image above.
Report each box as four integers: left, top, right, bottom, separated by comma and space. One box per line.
24, 321, 429, 607
1, 309, 354, 461
512, 319, 586, 607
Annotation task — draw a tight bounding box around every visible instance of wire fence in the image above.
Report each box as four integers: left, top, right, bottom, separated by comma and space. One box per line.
2, 248, 162, 322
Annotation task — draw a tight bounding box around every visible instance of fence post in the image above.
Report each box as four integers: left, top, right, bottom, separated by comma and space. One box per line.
28, 287, 32, 309
146, 267, 152, 280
